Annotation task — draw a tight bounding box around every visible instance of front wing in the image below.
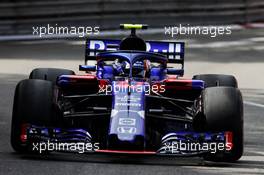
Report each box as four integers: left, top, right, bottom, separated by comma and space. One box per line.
21, 124, 233, 156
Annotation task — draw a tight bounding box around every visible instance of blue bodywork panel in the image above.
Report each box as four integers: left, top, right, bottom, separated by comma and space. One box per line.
108, 80, 147, 147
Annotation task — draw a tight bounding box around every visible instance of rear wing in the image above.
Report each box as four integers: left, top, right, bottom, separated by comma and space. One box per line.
85, 39, 184, 65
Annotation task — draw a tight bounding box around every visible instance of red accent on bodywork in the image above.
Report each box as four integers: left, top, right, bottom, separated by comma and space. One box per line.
96, 149, 156, 154
165, 79, 192, 83
163, 79, 193, 90
98, 79, 109, 88
20, 123, 28, 143
117, 81, 129, 87
225, 131, 233, 151
66, 75, 97, 80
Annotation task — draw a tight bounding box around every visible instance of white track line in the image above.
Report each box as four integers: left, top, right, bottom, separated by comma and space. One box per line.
244, 101, 264, 108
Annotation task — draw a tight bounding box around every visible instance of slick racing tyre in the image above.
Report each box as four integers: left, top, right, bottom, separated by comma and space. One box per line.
193, 74, 237, 88
202, 87, 243, 162
11, 79, 54, 153
29, 68, 75, 84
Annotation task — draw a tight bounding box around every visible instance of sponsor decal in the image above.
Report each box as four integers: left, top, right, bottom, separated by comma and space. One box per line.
119, 118, 136, 126
117, 127, 137, 134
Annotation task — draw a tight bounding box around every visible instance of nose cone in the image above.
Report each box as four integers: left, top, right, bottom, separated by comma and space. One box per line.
108, 81, 146, 150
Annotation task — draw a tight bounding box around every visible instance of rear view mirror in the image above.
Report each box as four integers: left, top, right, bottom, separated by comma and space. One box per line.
79, 65, 96, 72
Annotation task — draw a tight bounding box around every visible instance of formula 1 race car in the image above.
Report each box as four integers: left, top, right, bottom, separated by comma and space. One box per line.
11, 24, 243, 162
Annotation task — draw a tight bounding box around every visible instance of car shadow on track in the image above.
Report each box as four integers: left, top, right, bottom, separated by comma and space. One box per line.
10, 152, 262, 169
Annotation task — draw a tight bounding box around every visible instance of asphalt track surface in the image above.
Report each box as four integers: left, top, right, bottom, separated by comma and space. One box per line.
0, 28, 264, 174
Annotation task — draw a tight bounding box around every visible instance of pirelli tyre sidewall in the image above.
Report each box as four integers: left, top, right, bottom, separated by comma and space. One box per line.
11, 79, 54, 153
29, 68, 75, 84
202, 87, 244, 162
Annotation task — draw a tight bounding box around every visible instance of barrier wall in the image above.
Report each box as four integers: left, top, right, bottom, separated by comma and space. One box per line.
0, 0, 263, 35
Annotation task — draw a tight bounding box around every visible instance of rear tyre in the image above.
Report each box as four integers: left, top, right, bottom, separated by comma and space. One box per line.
29, 68, 75, 84
202, 87, 243, 162
193, 74, 237, 88
11, 79, 54, 153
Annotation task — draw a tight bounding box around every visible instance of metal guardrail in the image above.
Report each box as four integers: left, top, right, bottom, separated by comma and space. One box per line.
0, 0, 263, 35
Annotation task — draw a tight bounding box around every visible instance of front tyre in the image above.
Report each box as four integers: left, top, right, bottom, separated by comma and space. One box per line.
202, 87, 243, 162
11, 79, 54, 153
